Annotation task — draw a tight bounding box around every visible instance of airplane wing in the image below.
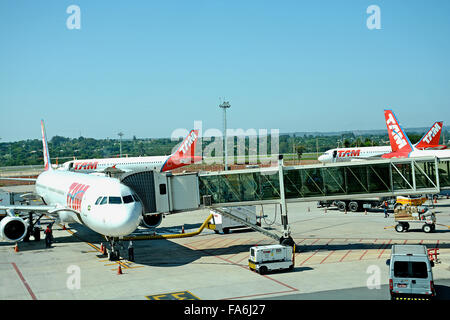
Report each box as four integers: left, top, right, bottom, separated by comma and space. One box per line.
102, 166, 131, 174
0, 204, 80, 218
349, 156, 383, 161
86, 165, 132, 176
0, 204, 80, 242
0, 177, 37, 182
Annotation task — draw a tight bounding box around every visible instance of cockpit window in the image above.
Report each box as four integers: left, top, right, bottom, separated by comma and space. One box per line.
108, 196, 122, 204
100, 197, 107, 205
123, 195, 134, 204
95, 197, 103, 205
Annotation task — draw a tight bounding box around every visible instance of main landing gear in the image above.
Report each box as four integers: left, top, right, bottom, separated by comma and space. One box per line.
23, 212, 44, 242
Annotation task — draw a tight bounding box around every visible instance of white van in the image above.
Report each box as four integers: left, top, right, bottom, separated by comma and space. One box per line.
387, 245, 436, 300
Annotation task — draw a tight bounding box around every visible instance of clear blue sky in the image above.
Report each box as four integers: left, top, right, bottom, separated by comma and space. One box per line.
1, 0, 449, 142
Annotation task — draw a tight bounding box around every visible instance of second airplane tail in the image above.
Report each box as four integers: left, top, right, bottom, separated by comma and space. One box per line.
161, 130, 202, 171
414, 121, 446, 150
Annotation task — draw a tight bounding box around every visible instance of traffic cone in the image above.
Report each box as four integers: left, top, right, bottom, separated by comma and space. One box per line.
181, 225, 185, 234
62, 225, 66, 230
365, 209, 367, 215
100, 243, 104, 253
117, 265, 123, 275
14, 243, 19, 252
434, 198, 437, 204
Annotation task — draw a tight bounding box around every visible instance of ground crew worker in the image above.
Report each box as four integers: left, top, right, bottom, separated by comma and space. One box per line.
128, 241, 134, 262
384, 203, 389, 218
44, 224, 53, 248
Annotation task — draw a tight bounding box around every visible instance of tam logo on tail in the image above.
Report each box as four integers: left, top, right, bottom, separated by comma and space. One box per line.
384, 110, 412, 153
178, 130, 198, 155
386, 113, 407, 150
415, 121, 446, 150
161, 129, 202, 171
422, 122, 442, 144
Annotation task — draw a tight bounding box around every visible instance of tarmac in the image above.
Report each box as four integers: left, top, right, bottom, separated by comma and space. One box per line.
2, 194, 450, 300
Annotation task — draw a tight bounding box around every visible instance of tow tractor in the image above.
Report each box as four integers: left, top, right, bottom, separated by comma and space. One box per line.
393, 205, 436, 233
248, 244, 294, 274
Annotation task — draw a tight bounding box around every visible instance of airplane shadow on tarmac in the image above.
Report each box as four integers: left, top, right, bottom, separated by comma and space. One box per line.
4, 219, 450, 276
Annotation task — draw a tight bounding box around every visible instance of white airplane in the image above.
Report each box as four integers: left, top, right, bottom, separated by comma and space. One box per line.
318, 118, 445, 163
381, 110, 450, 159
60, 130, 202, 174
0, 121, 143, 260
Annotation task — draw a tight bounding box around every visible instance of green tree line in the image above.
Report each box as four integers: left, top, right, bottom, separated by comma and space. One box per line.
0, 130, 448, 167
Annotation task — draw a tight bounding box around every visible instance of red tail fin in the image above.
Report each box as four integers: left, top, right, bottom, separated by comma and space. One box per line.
414, 121, 445, 150
384, 110, 413, 153
161, 130, 202, 171
381, 110, 413, 159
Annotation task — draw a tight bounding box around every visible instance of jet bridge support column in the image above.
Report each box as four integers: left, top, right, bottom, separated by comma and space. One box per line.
278, 155, 294, 247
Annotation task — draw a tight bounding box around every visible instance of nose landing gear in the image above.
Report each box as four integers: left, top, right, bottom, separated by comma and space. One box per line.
106, 237, 121, 261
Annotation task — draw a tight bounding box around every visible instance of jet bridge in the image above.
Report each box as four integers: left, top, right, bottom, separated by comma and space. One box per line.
119, 157, 450, 244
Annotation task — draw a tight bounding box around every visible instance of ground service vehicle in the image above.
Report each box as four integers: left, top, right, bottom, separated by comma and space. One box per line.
387, 245, 435, 300
248, 244, 294, 274
396, 195, 427, 207
394, 205, 436, 233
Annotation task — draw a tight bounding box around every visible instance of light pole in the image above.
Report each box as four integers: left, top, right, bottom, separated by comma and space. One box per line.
219, 101, 231, 170
118, 132, 124, 157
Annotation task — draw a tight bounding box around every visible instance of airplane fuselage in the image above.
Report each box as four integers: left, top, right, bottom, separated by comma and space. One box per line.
35, 170, 143, 237
318, 146, 391, 163
60, 130, 201, 174
62, 155, 170, 173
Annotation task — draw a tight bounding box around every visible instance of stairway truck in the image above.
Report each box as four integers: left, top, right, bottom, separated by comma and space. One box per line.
248, 244, 294, 274
207, 206, 257, 234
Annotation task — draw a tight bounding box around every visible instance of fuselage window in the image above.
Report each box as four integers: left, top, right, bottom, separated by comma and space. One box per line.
109, 196, 122, 204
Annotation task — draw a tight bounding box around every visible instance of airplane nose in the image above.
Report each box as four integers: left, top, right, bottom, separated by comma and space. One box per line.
121, 202, 143, 235
103, 202, 142, 237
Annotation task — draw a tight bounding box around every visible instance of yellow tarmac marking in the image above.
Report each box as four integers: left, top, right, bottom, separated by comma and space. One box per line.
146, 291, 200, 300
59, 223, 143, 272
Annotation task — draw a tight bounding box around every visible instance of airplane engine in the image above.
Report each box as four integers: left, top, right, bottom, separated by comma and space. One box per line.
140, 213, 163, 228
0, 216, 28, 242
